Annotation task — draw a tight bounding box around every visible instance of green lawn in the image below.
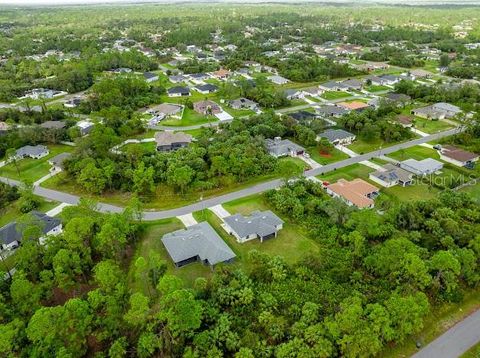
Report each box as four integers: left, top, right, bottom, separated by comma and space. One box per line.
382, 183, 440, 202
460, 182, 480, 203
0, 197, 59, 227
122, 141, 156, 153
223, 107, 256, 118
0, 144, 74, 182
196, 194, 320, 267
387, 145, 440, 161
382, 287, 480, 358
321, 91, 351, 100
126, 218, 213, 292
161, 108, 217, 127
366, 85, 390, 92
308, 147, 350, 165
317, 163, 374, 183
461, 342, 480, 358
42, 157, 306, 211
348, 138, 394, 154
413, 117, 454, 134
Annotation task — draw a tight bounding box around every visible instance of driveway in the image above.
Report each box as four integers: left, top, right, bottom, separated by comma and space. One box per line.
177, 213, 198, 227
412, 309, 480, 358
209, 204, 231, 220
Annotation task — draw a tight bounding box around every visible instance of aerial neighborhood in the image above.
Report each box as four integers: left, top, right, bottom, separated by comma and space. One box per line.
0, 2, 480, 357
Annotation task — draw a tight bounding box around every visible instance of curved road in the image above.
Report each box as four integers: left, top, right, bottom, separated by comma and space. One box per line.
0, 127, 462, 221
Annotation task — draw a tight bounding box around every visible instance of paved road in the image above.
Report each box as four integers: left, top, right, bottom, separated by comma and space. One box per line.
412, 309, 480, 358
0, 127, 461, 221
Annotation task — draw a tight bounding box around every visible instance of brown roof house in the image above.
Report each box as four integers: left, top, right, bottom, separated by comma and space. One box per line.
396, 114, 414, 127
213, 68, 231, 80
439, 145, 479, 168
155, 131, 193, 152
193, 100, 222, 116
326, 178, 379, 209
338, 101, 370, 112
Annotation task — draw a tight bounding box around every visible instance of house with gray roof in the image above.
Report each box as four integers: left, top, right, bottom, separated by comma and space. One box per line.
40, 121, 66, 130
155, 131, 192, 152
161, 222, 236, 267
146, 103, 183, 124
316, 105, 348, 118
400, 158, 443, 176
48, 152, 72, 172
168, 74, 187, 84
369, 164, 413, 187
412, 102, 462, 120
341, 79, 363, 90
167, 86, 190, 97
223, 210, 284, 243
195, 83, 218, 94
15, 145, 49, 160
265, 137, 305, 158
319, 81, 347, 92
267, 75, 289, 85
318, 129, 356, 145
0, 211, 62, 251
228, 98, 258, 111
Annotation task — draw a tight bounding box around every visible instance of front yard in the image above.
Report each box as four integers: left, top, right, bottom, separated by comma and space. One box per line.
321, 91, 351, 100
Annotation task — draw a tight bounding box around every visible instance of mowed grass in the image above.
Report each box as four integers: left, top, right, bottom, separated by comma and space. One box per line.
0, 197, 59, 227
308, 147, 350, 165
0, 144, 74, 182
461, 342, 480, 358
161, 108, 217, 127
382, 287, 480, 358
413, 117, 454, 134
196, 194, 320, 267
348, 137, 411, 155
316, 163, 374, 183
460, 182, 480, 203
321, 91, 351, 100
366, 84, 390, 92
127, 218, 213, 292
387, 145, 440, 161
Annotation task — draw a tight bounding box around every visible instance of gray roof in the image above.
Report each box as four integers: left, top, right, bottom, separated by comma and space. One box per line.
16, 145, 48, 157
400, 158, 443, 174
169, 75, 186, 82
316, 105, 347, 116
432, 102, 462, 114
265, 138, 305, 157
189, 73, 208, 79
224, 210, 284, 238
320, 80, 345, 89
229, 98, 257, 107
342, 79, 363, 87
196, 83, 218, 92
155, 131, 192, 146
40, 121, 66, 129
370, 164, 413, 183
48, 152, 72, 168
144, 72, 158, 79
0, 211, 61, 246
319, 129, 355, 142
161, 222, 235, 266
167, 86, 190, 95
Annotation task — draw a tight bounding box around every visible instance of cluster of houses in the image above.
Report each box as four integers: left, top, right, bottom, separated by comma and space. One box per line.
19, 88, 66, 100
161, 209, 284, 268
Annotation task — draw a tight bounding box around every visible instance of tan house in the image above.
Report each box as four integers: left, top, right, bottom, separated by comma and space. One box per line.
326, 178, 379, 209
154, 131, 193, 152
193, 100, 222, 115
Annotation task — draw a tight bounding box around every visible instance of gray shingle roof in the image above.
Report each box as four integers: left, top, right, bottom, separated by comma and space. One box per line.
0, 211, 61, 246
196, 83, 218, 92
161, 222, 235, 266
370, 164, 412, 183
319, 129, 355, 142
265, 138, 305, 157
224, 210, 284, 238
15, 145, 48, 157
167, 86, 190, 95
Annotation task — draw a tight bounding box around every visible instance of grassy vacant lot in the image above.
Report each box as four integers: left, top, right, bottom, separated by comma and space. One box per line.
413, 117, 454, 134
348, 138, 392, 154
43, 157, 306, 210
321, 91, 351, 100
0, 197, 59, 227
0, 144, 74, 182
366, 84, 390, 92
317, 163, 374, 183
460, 182, 480, 203
387, 145, 440, 161
223, 107, 256, 118
308, 146, 350, 165
122, 141, 156, 153
383, 287, 480, 358
127, 218, 213, 292
196, 194, 320, 267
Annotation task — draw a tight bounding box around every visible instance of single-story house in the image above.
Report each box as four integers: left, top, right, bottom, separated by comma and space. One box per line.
265, 137, 305, 157
409, 69, 433, 79
439, 145, 479, 168
167, 86, 190, 97
193, 100, 222, 115
316, 105, 348, 118
168, 75, 187, 84
161, 221, 236, 268
385, 92, 411, 103
21, 88, 64, 100
288, 110, 316, 122
64, 97, 82, 108
76, 120, 94, 136
195, 83, 218, 94
188, 73, 210, 83
143, 72, 159, 83
326, 178, 379, 209
341, 79, 363, 91
268, 75, 289, 85
40, 121, 66, 130
223, 210, 284, 243
15, 145, 49, 160
213, 69, 231, 80
214, 111, 234, 122
228, 98, 258, 111
369, 164, 414, 187
284, 89, 304, 100
400, 158, 443, 176
337, 101, 370, 112
0, 211, 62, 251
48, 152, 72, 172
319, 81, 347, 92
318, 129, 356, 145
302, 87, 323, 97
155, 131, 193, 152
412, 102, 462, 120
146, 103, 183, 123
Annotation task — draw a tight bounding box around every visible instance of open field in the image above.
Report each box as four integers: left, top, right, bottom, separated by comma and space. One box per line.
321, 91, 351, 100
